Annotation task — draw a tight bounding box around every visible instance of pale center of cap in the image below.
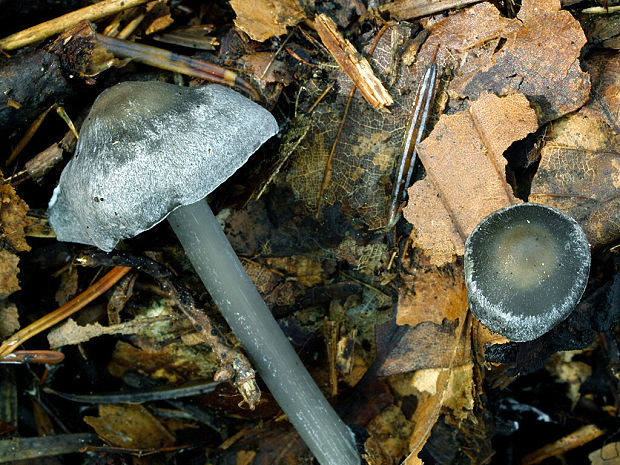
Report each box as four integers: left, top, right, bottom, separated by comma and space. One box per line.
494, 221, 558, 289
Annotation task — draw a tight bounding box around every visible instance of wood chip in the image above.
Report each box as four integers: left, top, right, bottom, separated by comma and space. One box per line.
314, 14, 393, 109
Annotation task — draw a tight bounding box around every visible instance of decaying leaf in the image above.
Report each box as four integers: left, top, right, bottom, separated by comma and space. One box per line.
230, 0, 305, 42
403, 315, 471, 464
404, 93, 537, 265
84, 404, 175, 449
0, 301, 19, 339
585, 51, 620, 134
47, 316, 178, 349
108, 340, 219, 384
448, 0, 590, 123
283, 25, 418, 228
411, 362, 474, 424
377, 258, 470, 376
363, 405, 413, 465
589, 441, 620, 465
530, 108, 620, 248
397, 259, 467, 327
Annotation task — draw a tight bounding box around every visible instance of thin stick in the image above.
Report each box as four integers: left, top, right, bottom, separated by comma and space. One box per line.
0, 266, 131, 357
95, 34, 259, 99
0, 0, 151, 51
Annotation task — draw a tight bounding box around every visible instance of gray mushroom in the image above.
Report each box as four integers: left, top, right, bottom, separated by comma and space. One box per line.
464, 203, 591, 342
48, 81, 359, 465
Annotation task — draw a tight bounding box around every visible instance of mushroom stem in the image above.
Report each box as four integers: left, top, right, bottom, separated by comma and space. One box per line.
167, 199, 360, 465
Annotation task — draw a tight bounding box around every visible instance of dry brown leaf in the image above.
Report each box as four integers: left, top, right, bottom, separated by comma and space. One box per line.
404, 93, 537, 265
586, 51, 620, 134
230, 0, 305, 42
314, 14, 393, 109
0, 301, 19, 339
0, 249, 21, 298
379, 0, 481, 20
589, 442, 620, 465
84, 404, 175, 449
397, 260, 467, 327
405, 179, 463, 265
449, 0, 590, 123
530, 110, 620, 248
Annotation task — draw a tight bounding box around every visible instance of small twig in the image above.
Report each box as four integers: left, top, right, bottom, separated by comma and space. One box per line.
307, 82, 335, 114
314, 14, 393, 109
0, 266, 131, 358
95, 33, 259, 99
6, 105, 56, 166
0, 350, 65, 365
0, 0, 151, 51
521, 424, 605, 465
76, 251, 260, 409
260, 31, 293, 80
582, 5, 620, 13
44, 378, 219, 404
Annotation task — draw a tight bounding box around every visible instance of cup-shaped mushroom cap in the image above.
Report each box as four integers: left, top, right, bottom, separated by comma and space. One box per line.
48, 82, 278, 252
464, 203, 590, 342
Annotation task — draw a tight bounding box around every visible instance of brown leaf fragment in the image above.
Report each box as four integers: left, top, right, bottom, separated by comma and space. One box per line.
406, 179, 463, 265
376, 318, 470, 376
379, 0, 481, 21
585, 52, 620, 134
363, 405, 413, 465
450, 0, 590, 123
404, 93, 537, 265
589, 441, 620, 465
314, 14, 393, 109
0, 302, 19, 339
578, 10, 620, 50
0, 250, 20, 299
0, 183, 30, 253
230, 0, 305, 42
108, 341, 219, 384
397, 261, 467, 328
239, 52, 293, 85
530, 110, 620, 248
84, 404, 175, 449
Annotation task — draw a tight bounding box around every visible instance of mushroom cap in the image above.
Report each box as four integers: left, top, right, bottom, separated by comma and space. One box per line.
48, 81, 278, 252
464, 203, 590, 342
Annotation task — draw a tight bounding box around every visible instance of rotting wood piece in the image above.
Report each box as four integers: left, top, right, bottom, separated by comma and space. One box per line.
314, 14, 393, 109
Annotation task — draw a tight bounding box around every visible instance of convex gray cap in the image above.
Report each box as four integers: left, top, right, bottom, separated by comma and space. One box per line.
48, 81, 278, 252
464, 203, 591, 342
